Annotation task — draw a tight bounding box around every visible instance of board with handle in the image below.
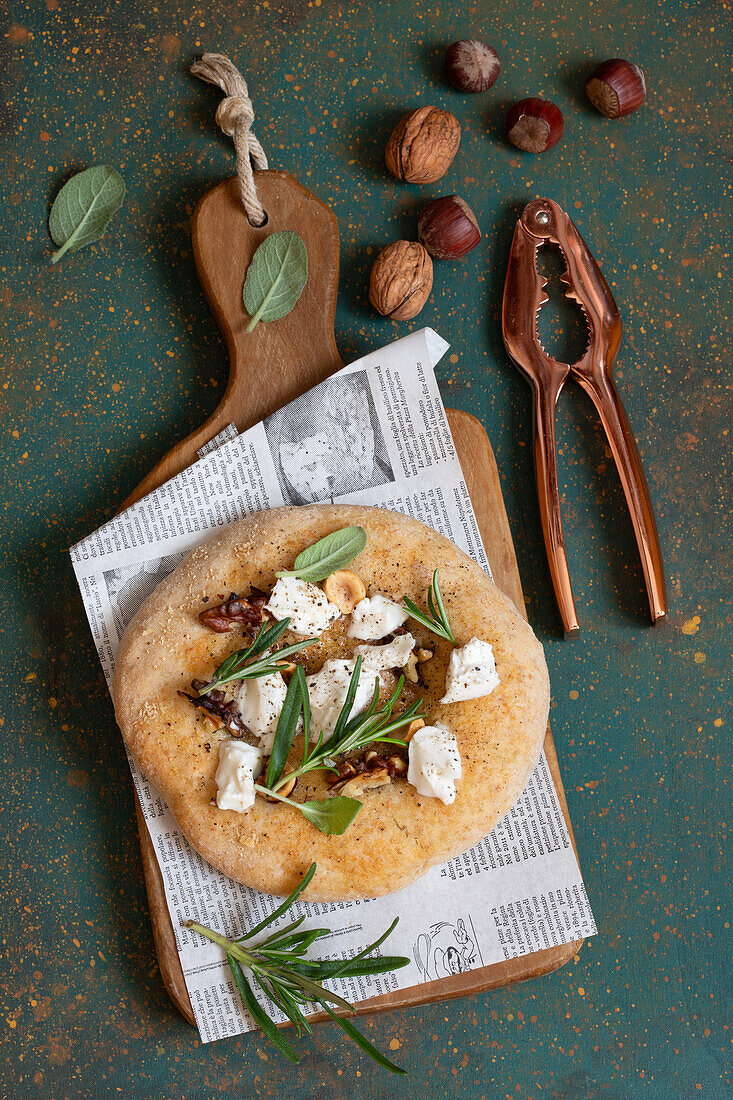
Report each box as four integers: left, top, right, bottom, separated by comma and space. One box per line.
121, 171, 582, 1026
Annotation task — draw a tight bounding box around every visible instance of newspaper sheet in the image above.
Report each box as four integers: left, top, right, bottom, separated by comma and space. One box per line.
70, 328, 596, 1042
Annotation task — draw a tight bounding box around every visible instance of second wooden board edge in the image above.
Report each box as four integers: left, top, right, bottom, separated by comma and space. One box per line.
136, 408, 583, 1027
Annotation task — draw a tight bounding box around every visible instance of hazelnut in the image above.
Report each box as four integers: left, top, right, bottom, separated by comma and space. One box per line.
418, 195, 481, 261
385, 107, 461, 184
585, 59, 646, 118
323, 569, 366, 613
403, 651, 419, 684
417, 648, 433, 662
403, 717, 425, 742
506, 98, 564, 153
369, 241, 433, 320
444, 40, 500, 93
262, 765, 297, 801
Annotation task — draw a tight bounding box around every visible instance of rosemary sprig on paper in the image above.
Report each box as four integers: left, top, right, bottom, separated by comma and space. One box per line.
186, 862, 408, 1073
254, 657, 424, 835
403, 569, 456, 644
198, 618, 317, 696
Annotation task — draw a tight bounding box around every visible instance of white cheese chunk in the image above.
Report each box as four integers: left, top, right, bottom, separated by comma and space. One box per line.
266, 576, 341, 636
215, 740, 264, 813
235, 672, 288, 754
440, 637, 500, 704
348, 593, 409, 641
354, 632, 416, 673
306, 658, 379, 740
407, 724, 462, 805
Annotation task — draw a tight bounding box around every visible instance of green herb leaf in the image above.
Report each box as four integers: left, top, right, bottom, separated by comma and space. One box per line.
276, 526, 368, 583
185, 862, 406, 1073
403, 568, 456, 644
329, 655, 364, 745
292, 955, 410, 980
266, 669, 305, 788
242, 230, 308, 332
237, 862, 317, 941
49, 165, 125, 265
320, 1004, 407, 1075
199, 619, 317, 695
297, 795, 362, 835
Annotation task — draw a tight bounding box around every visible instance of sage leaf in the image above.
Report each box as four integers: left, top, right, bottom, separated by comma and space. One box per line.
297, 795, 362, 835
49, 165, 125, 264
276, 526, 368, 583
242, 230, 308, 332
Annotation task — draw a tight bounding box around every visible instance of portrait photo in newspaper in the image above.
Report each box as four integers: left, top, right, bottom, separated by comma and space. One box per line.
264, 370, 395, 504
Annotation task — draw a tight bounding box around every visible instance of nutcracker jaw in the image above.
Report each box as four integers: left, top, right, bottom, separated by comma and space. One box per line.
502, 198, 667, 636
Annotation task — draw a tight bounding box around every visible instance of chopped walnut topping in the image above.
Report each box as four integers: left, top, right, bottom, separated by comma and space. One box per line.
334, 767, 391, 797
198, 590, 268, 633
327, 748, 408, 790
178, 680, 248, 735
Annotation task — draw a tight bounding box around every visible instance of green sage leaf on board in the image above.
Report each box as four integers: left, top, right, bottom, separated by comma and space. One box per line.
242, 230, 308, 332
276, 525, 368, 583
48, 165, 126, 265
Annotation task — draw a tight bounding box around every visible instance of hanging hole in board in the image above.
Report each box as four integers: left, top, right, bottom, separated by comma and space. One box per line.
249, 211, 269, 228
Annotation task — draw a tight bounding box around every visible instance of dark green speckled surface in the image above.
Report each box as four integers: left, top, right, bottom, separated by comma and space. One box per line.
1, 1, 730, 1097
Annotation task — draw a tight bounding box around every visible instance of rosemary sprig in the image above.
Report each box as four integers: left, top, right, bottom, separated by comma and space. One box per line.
185, 862, 408, 1073
402, 568, 456, 644
255, 657, 424, 834
198, 618, 318, 695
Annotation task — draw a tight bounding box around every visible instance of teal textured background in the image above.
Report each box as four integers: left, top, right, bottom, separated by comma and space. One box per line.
1, 1, 730, 1096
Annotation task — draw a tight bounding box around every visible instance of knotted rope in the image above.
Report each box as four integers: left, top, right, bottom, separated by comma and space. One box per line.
190, 52, 269, 226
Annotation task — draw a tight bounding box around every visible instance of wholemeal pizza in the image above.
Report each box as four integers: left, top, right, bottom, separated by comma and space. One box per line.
113, 505, 549, 901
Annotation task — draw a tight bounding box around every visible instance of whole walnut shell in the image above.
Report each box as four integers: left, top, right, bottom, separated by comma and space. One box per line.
385, 107, 461, 184
369, 241, 433, 320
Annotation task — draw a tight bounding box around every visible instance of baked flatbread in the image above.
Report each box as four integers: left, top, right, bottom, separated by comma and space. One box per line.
113, 505, 549, 901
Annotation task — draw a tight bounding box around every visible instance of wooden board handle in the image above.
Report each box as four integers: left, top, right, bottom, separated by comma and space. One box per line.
124, 172, 344, 509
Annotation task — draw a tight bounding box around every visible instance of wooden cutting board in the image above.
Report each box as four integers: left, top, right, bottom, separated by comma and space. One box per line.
122, 172, 583, 1027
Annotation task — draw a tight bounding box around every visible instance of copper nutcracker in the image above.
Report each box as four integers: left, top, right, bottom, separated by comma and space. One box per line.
502, 198, 667, 636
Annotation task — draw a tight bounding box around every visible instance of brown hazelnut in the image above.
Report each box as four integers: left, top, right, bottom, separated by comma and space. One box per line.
585, 59, 646, 118
444, 40, 500, 93
418, 195, 481, 260
369, 241, 433, 320
262, 765, 296, 801
403, 718, 426, 742
323, 569, 366, 613
505, 98, 564, 153
385, 107, 461, 184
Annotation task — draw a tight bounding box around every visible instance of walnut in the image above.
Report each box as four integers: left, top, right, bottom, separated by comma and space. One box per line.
328, 749, 408, 791
385, 107, 461, 184
179, 681, 247, 735
369, 241, 433, 321
198, 590, 267, 633
334, 767, 391, 797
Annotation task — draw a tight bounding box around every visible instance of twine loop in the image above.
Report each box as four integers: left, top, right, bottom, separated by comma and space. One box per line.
190, 52, 269, 226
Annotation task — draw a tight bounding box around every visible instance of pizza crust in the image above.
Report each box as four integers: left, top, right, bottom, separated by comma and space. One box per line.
113, 505, 550, 901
